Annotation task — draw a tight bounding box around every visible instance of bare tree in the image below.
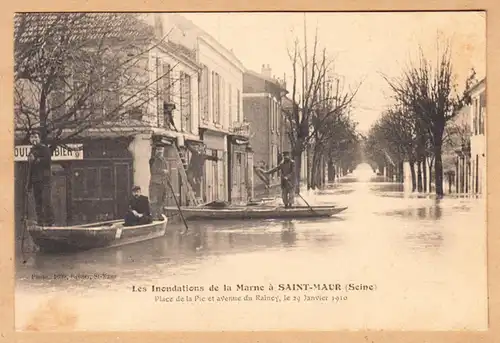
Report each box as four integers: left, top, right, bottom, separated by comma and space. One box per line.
383, 45, 473, 196
364, 106, 420, 187
311, 109, 359, 188
14, 13, 186, 149
282, 32, 360, 192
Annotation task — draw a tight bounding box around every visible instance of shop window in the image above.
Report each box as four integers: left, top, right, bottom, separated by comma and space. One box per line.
86, 168, 99, 199
72, 166, 115, 201
100, 167, 113, 200
72, 168, 85, 199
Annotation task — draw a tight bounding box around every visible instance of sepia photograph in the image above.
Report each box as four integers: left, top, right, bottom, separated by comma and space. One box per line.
13, 11, 487, 332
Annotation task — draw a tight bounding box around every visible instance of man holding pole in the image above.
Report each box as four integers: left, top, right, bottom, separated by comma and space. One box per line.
149, 146, 169, 220
26, 131, 55, 226
261, 151, 296, 208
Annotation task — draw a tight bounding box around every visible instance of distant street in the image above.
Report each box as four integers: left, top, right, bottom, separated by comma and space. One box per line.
15, 165, 487, 331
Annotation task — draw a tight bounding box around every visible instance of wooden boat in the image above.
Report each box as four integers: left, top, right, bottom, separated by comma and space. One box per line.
164, 205, 348, 221
27, 215, 168, 254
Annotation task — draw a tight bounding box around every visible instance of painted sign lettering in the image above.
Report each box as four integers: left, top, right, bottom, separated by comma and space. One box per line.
14, 144, 84, 162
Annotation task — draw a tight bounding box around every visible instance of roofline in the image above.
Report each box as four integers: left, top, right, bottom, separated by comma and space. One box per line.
244, 69, 288, 93
169, 13, 246, 72
467, 77, 486, 95
198, 35, 246, 72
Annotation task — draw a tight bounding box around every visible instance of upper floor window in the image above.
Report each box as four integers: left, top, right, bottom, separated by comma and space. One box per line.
212, 71, 221, 124
180, 72, 192, 133
199, 64, 209, 123
236, 89, 241, 122
228, 84, 233, 125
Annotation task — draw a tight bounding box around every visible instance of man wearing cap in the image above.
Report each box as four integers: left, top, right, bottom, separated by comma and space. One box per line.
261, 151, 296, 208
124, 186, 152, 226
149, 146, 169, 220
26, 131, 55, 226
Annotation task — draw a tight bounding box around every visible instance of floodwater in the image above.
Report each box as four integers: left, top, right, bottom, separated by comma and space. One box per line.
15, 164, 488, 332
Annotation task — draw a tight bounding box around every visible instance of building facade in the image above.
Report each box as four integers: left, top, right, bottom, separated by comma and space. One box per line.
164, 14, 250, 204
14, 13, 202, 232
469, 78, 486, 196
243, 65, 289, 198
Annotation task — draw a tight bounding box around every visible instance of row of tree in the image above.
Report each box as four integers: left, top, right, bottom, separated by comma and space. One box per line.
281, 29, 362, 191
364, 44, 477, 196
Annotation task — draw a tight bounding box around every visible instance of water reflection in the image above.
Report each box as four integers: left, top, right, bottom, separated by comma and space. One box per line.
280, 220, 297, 247
405, 230, 444, 252
370, 183, 405, 193
380, 202, 443, 221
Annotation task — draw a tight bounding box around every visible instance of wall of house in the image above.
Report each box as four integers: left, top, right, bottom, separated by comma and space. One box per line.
149, 47, 200, 135
244, 96, 270, 168
470, 85, 486, 195
196, 36, 246, 203
198, 38, 244, 131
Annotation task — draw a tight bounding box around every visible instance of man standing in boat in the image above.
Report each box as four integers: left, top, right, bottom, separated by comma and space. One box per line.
26, 131, 55, 226
124, 186, 153, 226
261, 151, 296, 208
149, 146, 169, 220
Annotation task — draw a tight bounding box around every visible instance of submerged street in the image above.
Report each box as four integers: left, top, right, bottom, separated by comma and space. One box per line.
15, 165, 488, 332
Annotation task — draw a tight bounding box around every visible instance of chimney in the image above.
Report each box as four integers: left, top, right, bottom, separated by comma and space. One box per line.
261, 64, 272, 78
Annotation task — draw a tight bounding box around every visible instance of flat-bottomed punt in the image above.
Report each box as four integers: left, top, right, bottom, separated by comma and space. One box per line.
164, 205, 347, 221
28, 215, 168, 254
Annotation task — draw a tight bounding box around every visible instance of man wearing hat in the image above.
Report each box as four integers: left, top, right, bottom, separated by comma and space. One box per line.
26, 130, 55, 226
149, 146, 169, 220
124, 186, 152, 226
261, 151, 296, 208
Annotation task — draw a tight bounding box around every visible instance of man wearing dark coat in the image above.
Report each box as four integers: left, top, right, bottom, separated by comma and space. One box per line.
261, 151, 296, 208
124, 186, 152, 226
26, 131, 54, 226
185, 143, 219, 198
149, 146, 169, 220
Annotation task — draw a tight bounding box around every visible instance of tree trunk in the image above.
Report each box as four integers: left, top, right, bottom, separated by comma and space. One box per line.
399, 161, 404, 183
417, 161, 423, 192
434, 144, 444, 197
310, 149, 319, 189
409, 159, 417, 192
428, 159, 434, 192
293, 147, 303, 194
423, 158, 427, 193
328, 161, 336, 182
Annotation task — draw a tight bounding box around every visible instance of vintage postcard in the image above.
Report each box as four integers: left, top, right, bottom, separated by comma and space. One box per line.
11, 10, 489, 333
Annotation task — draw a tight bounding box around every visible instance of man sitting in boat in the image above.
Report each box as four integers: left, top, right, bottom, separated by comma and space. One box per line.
260, 151, 296, 208
124, 186, 153, 226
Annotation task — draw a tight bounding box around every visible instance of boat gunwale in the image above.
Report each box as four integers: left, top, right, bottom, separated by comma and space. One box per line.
164, 205, 341, 213
28, 216, 168, 232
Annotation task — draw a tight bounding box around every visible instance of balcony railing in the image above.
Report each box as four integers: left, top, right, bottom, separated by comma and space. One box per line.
229, 120, 251, 137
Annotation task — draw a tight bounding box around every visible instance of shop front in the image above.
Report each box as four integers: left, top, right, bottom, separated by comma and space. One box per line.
14, 137, 135, 233
227, 135, 253, 204
200, 128, 227, 203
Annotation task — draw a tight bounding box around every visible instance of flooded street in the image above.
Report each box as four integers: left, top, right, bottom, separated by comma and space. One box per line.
15, 171, 488, 332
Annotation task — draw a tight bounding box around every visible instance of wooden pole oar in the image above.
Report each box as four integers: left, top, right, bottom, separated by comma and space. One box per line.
165, 174, 189, 235
285, 177, 316, 213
